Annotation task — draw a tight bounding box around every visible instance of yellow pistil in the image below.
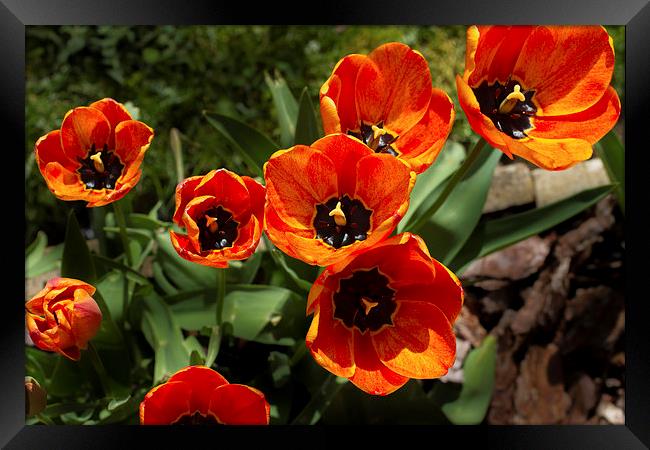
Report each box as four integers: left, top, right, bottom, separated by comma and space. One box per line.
205, 215, 219, 233
90, 152, 105, 173
361, 297, 379, 315
329, 201, 347, 227
498, 84, 526, 114
371, 124, 388, 141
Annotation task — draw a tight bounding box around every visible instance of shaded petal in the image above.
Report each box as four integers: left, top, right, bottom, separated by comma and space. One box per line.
394, 87, 455, 173
373, 301, 456, 379
60, 107, 111, 161
356, 43, 432, 134
89, 98, 132, 148
512, 26, 615, 115
306, 301, 356, 378
167, 366, 228, 415
69, 288, 102, 349
529, 85, 620, 143
354, 153, 415, 226
264, 146, 338, 230
193, 169, 251, 223
169, 231, 228, 269
172, 176, 203, 225
320, 54, 366, 134
349, 329, 408, 395
209, 384, 270, 425
140, 381, 192, 425
35, 130, 76, 173
456, 75, 509, 152
114, 120, 154, 166
467, 25, 535, 86
311, 134, 373, 197
242, 176, 266, 222
41, 162, 88, 201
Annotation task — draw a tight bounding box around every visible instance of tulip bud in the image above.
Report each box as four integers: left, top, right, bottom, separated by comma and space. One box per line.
25, 277, 102, 361
25, 377, 47, 417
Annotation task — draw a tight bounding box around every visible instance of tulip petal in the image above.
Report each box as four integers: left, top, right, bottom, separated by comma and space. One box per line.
193, 169, 252, 223
529, 86, 621, 143
208, 384, 270, 425
89, 98, 132, 148
373, 301, 456, 379
354, 153, 415, 226
505, 135, 593, 171
467, 25, 535, 86
242, 176, 266, 222
393, 87, 455, 173
456, 75, 509, 152
41, 162, 88, 201
35, 130, 77, 173
114, 120, 154, 166
311, 134, 373, 197
140, 381, 193, 425
356, 43, 432, 134
166, 366, 229, 415
69, 288, 102, 349
264, 146, 338, 230
306, 301, 356, 378
320, 54, 366, 134
512, 26, 615, 115
60, 107, 111, 161
172, 176, 204, 225
349, 329, 408, 396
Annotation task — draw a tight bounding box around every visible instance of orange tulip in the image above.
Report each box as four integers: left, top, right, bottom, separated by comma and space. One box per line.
306, 233, 463, 395
140, 366, 270, 425
457, 25, 621, 170
170, 169, 266, 268
34, 98, 154, 206
25, 277, 102, 361
320, 42, 455, 174
264, 133, 416, 267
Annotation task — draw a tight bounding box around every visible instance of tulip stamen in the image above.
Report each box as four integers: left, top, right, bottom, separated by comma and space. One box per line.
205, 215, 219, 233
498, 84, 526, 114
348, 122, 399, 156
329, 201, 347, 227
90, 152, 105, 173
361, 297, 379, 315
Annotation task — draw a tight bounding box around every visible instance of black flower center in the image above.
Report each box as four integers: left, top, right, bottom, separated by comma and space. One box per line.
313, 195, 371, 249
196, 206, 239, 252
472, 79, 537, 139
348, 122, 399, 156
77, 143, 125, 190
172, 411, 221, 425
333, 267, 396, 333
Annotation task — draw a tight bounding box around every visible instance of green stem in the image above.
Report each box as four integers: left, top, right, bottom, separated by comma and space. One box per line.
35, 413, 55, 425
408, 137, 488, 234
291, 373, 346, 425
113, 202, 133, 267
215, 268, 226, 327
86, 342, 114, 398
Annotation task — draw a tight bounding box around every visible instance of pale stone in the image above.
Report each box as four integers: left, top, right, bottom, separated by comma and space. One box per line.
483, 163, 535, 213
532, 158, 610, 207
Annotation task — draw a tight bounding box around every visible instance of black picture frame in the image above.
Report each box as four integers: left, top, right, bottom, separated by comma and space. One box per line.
4, 0, 649, 447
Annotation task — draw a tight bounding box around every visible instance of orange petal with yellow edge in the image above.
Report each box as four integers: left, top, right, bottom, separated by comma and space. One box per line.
320, 54, 366, 134
306, 301, 356, 378
140, 381, 193, 425
505, 135, 593, 171
60, 107, 111, 161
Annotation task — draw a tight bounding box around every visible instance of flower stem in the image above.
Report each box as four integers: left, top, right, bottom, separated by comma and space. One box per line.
86, 342, 114, 398
291, 373, 347, 425
215, 268, 226, 327
408, 137, 488, 234
112, 202, 133, 267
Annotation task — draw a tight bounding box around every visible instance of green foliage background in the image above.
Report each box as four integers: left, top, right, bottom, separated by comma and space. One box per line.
25, 25, 625, 245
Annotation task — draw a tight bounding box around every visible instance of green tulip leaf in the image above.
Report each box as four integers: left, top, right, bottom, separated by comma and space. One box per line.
294, 87, 321, 145
265, 71, 298, 147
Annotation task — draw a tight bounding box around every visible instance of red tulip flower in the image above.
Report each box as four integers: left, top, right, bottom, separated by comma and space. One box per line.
34, 98, 154, 206
264, 134, 415, 267
457, 26, 621, 170
170, 169, 266, 268
306, 233, 463, 395
320, 42, 455, 174
140, 366, 270, 425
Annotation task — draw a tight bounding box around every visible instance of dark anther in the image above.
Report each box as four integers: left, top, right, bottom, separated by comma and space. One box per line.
172, 411, 220, 425
196, 206, 239, 252
77, 143, 125, 190
333, 267, 396, 333
472, 79, 537, 139
348, 122, 399, 156
314, 195, 371, 249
